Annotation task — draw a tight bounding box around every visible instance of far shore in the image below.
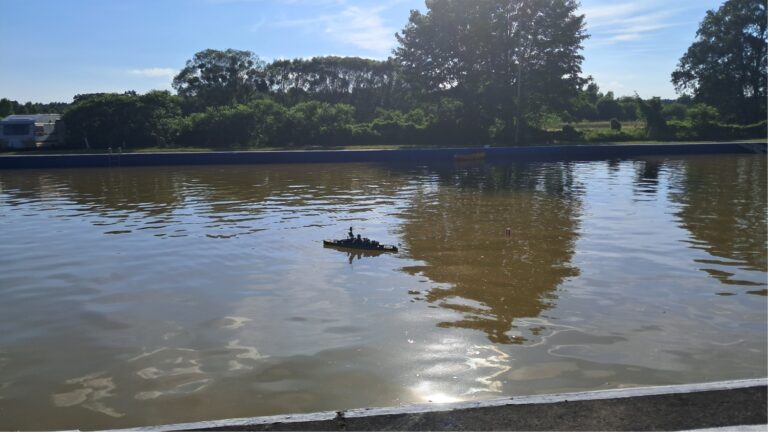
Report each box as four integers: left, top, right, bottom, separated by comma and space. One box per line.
0, 141, 764, 171
0, 138, 766, 157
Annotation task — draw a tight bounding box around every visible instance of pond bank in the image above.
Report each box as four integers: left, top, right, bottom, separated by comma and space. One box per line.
0, 141, 765, 169
116, 378, 766, 431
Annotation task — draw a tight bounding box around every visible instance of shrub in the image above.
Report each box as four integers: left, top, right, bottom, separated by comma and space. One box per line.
349, 123, 380, 144
176, 100, 289, 148
288, 101, 356, 146
636, 97, 670, 140
582, 128, 645, 142
560, 124, 583, 142
687, 104, 719, 127
669, 119, 767, 141
725, 120, 767, 139
423, 98, 489, 145
661, 103, 688, 121
610, 118, 621, 131
368, 108, 429, 144
63, 91, 182, 149
596, 97, 623, 120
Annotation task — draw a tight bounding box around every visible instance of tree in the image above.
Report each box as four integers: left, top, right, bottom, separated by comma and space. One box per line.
661, 103, 689, 121
617, 96, 639, 121
173, 49, 268, 110
687, 103, 720, 125
636, 96, 669, 140
13, 101, 27, 114
0, 98, 12, 117
671, 0, 767, 123
686, 103, 721, 138
595, 91, 624, 120
288, 101, 356, 146
566, 80, 600, 121
177, 100, 290, 149
63, 91, 182, 149
394, 0, 587, 143
265, 56, 408, 119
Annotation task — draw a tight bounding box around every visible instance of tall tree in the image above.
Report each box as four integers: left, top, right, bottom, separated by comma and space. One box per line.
63, 91, 181, 149
265, 56, 408, 119
596, 91, 624, 120
0, 98, 12, 117
395, 0, 587, 143
173, 49, 268, 110
671, 0, 767, 123
636, 96, 669, 140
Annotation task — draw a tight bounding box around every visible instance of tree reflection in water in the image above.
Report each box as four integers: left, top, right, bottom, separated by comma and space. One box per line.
0, 164, 411, 239
399, 162, 583, 344
669, 155, 767, 289
632, 158, 663, 197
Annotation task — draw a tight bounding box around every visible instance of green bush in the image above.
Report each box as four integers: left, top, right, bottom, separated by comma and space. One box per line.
560, 124, 583, 141
723, 120, 768, 139
661, 103, 688, 121
610, 118, 621, 131
63, 91, 182, 149
582, 128, 645, 142
288, 101, 356, 146
177, 100, 289, 148
669, 119, 767, 141
424, 98, 489, 145
367, 108, 429, 144
596, 97, 623, 120
349, 123, 381, 144
636, 97, 670, 140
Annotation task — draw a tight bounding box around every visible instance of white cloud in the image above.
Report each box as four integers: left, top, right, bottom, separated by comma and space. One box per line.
209, 0, 346, 5
324, 6, 396, 54
128, 68, 176, 78
605, 80, 627, 90
271, 3, 398, 56
581, 2, 645, 22
581, 1, 682, 46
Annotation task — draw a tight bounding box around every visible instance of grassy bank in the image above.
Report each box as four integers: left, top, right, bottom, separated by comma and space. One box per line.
1, 139, 765, 156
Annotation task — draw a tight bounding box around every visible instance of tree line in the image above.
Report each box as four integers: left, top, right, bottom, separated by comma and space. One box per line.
0, 98, 69, 117
3, 0, 766, 150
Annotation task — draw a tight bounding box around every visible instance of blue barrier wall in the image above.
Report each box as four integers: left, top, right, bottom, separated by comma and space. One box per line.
0, 142, 765, 169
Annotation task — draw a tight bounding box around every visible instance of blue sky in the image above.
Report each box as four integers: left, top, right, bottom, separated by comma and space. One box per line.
0, 0, 724, 103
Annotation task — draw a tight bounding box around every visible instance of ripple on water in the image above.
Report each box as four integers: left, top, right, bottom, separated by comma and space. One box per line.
0, 158, 765, 429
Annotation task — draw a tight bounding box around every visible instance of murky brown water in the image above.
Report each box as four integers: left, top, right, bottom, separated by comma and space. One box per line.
0, 154, 765, 430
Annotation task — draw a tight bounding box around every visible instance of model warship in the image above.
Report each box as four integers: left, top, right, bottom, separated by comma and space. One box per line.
323, 227, 398, 253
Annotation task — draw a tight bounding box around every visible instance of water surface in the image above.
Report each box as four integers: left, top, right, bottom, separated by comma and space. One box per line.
0, 155, 765, 429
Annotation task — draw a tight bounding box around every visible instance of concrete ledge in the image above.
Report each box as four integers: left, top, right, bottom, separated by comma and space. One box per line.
1, 142, 765, 170
112, 378, 767, 431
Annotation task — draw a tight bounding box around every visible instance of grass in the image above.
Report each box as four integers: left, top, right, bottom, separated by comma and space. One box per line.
1, 121, 764, 157
2, 139, 764, 156
0, 143, 427, 155
544, 120, 645, 132
567, 120, 645, 130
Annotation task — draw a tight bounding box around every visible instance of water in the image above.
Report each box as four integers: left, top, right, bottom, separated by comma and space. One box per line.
0, 154, 765, 430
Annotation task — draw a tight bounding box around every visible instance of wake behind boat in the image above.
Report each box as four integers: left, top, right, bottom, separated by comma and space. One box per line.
324, 227, 398, 253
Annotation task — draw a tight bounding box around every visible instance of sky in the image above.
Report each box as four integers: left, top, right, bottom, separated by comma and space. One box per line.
0, 0, 725, 103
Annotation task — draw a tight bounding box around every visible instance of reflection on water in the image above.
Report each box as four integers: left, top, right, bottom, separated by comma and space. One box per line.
633, 159, 662, 197
400, 163, 582, 343
0, 155, 765, 430
669, 156, 767, 288
323, 245, 394, 265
